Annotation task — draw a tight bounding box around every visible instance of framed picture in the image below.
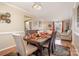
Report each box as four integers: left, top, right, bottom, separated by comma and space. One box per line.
77, 5, 79, 27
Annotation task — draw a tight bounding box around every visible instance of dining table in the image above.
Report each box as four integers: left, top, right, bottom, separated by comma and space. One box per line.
24, 33, 51, 56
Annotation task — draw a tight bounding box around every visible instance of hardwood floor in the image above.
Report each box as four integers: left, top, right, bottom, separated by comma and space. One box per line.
70, 44, 78, 56
0, 46, 16, 56
61, 40, 78, 56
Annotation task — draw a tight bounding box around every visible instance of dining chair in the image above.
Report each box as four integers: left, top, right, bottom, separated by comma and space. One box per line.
51, 31, 71, 56
60, 29, 72, 41
51, 31, 57, 53
51, 31, 69, 54
12, 33, 38, 56
42, 31, 56, 56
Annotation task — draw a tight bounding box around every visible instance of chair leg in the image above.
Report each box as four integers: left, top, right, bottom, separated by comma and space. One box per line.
52, 47, 54, 54
17, 52, 20, 56
34, 50, 39, 56
39, 47, 43, 56
52, 44, 54, 54
52, 44, 55, 54
48, 48, 50, 56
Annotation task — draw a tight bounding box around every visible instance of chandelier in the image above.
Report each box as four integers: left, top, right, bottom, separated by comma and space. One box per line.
32, 2, 42, 10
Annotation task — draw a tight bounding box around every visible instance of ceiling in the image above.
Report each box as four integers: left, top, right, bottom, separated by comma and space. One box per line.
5, 2, 74, 21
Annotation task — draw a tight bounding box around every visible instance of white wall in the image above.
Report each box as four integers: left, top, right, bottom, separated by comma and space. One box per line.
72, 2, 79, 55
0, 3, 32, 51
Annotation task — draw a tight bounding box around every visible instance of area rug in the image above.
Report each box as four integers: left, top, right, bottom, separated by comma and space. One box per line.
5, 45, 70, 56
42, 44, 70, 56
53, 45, 70, 56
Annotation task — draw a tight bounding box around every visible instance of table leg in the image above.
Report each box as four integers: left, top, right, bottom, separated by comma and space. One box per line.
40, 46, 43, 56
37, 45, 43, 56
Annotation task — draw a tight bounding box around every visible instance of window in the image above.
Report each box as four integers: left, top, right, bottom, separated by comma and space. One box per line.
54, 21, 62, 33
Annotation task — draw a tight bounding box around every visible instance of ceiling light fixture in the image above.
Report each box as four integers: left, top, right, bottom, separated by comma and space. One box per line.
32, 2, 42, 10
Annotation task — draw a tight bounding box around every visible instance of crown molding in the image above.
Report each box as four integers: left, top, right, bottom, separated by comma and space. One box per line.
2, 3, 36, 18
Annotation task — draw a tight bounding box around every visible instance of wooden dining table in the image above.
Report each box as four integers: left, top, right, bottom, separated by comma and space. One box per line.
24, 34, 51, 56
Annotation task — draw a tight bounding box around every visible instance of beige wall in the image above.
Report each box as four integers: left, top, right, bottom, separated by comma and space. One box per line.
0, 3, 26, 32
0, 3, 32, 51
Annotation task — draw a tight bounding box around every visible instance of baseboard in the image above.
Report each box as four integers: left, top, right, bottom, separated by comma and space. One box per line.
0, 45, 16, 56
